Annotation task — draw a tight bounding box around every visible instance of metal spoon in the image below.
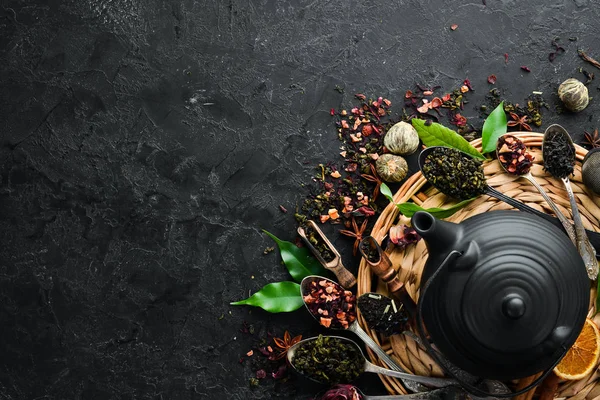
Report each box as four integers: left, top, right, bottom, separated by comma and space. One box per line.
496, 134, 577, 244
287, 335, 458, 388
314, 384, 468, 400
300, 276, 415, 382
542, 124, 598, 279
418, 146, 600, 258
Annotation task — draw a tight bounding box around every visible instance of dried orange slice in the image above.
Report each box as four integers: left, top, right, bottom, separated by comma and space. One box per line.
554, 318, 600, 380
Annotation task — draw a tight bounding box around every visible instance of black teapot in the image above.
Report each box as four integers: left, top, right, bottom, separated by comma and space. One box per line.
411, 210, 590, 381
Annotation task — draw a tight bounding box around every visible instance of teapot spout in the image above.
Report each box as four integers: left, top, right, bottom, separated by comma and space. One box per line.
411, 211, 462, 258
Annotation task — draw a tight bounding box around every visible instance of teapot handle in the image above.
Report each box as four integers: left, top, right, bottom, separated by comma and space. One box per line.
415, 250, 566, 398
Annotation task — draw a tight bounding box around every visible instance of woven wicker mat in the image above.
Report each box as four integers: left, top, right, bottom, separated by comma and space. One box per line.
357, 132, 600, 399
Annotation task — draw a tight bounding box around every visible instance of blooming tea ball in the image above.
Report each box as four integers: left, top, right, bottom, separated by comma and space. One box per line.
384, 121, 420, 156
376, 154, 408, 183
558, 78, 589, 112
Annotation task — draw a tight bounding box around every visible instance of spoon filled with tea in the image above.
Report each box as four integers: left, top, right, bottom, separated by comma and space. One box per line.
418, 146, 600, 257
542, 124, 597, 279
287, 335, 457, 388
300, 276, 413, 383
496, 134, 576, 244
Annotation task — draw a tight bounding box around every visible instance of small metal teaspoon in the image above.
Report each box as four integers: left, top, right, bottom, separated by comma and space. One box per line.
543, 124, 598, 279
496, 134, 577, 245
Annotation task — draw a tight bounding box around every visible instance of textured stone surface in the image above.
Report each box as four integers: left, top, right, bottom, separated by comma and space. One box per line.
1, 0, 600, 399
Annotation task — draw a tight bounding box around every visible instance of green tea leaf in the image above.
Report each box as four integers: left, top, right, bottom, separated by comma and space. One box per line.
380, 182, 395, 203
230, 282, 303, 313
481, 101, 507, 154
380, 182, 474, 219
263, 230, 328, 282
412, 119, 485, 160
396, 198, 476, 218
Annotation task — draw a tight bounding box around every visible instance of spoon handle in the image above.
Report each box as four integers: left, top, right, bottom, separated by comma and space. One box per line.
562, 178, 598, 279
484, 185, 600, 259
366, 387, 467, 400
364, 361, 457, 388
523, 174, 577, 244
349, 322, 429, 393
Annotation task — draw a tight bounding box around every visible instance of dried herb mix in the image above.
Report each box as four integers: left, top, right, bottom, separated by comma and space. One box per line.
544, 130, 575, 178
302, 278, 357, 329
357, 293, 408, 336
497, 135, 534, 175
291, 335, 363, 384
421, 147, 486, 200
316, 384, 363, 400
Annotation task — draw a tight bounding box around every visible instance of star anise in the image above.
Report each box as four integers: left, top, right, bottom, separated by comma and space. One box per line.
583, 128, 600, 148
270, 331, 302, 360
360, 163, 382, 201
339, 216, 369, 256
507, 112, 532, 131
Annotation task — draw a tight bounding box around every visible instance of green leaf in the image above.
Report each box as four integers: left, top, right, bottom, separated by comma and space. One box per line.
230, 282, 303, 313
481, 101, 507, 154
380, 182, 474, 219
396, 198, 476, 218
380, 182, 395, 203
263, 230, 328, 282
412, 119, 485, 160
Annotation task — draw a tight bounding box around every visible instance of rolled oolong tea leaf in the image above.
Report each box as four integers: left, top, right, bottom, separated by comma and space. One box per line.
292, 335, 364, 384
543, 130, 575, 178
302, 278, 357, 329
421, 147, 486, 200
357, 293, 408, 336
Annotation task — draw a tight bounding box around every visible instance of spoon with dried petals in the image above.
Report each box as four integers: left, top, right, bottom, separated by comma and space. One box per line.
496, 134, 577, 245
543, 124, 598, 279
300, 275, 427, 392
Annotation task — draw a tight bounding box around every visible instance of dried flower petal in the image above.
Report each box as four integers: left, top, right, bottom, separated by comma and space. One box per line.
442, 93, 451, 102
423, 90, 433, 96
389, 224, 421, 248
417, 103, 430, 113
521, 65, 531, 72
450, 24, 458, 30
487, 74, 497, 84
460, 85, 469, 93
405, 90, 413, 98
430, 97, 442, 108
256, 369, 267, 379
355, 93, 366, 100
330, 108, 335, 116
341, 120, 349, 129
504, 53, 509, 64
383, 98, 392, 106
330, 171, 341, 178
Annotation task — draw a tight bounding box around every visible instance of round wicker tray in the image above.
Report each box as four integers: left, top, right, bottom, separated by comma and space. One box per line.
357, 132, 600, 399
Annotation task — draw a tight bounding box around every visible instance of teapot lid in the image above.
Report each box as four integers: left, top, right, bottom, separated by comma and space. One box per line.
418, 210, 589, 380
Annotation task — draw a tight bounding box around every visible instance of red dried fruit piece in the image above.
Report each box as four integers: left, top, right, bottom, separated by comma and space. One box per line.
487, 74, 497, 84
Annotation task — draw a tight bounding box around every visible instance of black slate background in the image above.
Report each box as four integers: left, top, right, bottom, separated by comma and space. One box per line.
1, 0, 600, 399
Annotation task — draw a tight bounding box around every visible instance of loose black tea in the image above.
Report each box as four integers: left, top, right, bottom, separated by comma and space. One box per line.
357, 293, 408, 336
292, 335, 363, 384
497, 135, 534, 175
303, 278, 357, 329
544, 130, 575, 178
421, 147, 486, 200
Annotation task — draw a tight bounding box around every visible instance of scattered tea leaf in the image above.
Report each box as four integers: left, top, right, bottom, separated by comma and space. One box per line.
263, 230, 328, 282
230, 282, 303, 313
380, 182, 395, 204
481, 101, 507, 154
411, 119, 485, 160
